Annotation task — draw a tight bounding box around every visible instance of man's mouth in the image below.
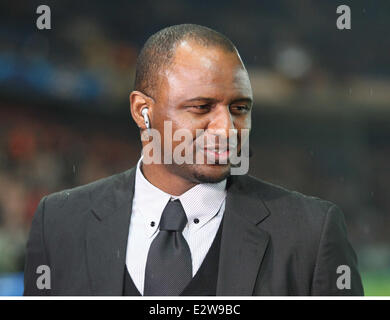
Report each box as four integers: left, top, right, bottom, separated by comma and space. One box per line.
193, 133, 239, 164
201, 146, 233, 163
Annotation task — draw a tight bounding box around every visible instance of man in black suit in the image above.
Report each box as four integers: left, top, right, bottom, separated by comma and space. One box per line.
24, 24, 364, 296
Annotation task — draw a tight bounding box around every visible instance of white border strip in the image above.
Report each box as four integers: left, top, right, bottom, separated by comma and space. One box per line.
1, 296, 389, 300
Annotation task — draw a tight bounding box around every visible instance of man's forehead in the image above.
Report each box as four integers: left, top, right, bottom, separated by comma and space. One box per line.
169, 40, 243, 75
159, 40, 252, 98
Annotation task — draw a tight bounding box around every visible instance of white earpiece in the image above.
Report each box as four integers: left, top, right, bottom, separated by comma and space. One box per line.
141, 108, 150, 129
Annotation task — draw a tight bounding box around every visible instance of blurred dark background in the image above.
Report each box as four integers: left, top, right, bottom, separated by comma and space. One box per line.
0, 0, 389, 295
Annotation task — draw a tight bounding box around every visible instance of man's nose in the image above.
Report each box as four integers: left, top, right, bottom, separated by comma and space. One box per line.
207, 106, 236, 138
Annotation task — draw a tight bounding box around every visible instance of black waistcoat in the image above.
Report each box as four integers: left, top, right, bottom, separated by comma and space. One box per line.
123, 218, 223, 296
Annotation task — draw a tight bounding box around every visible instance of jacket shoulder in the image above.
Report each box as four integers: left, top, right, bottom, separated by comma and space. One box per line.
234, 174, 338, 221
43, 169, 132, 216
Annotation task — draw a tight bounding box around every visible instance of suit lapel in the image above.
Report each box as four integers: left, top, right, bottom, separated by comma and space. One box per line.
86, 168, 136, 295
84, 168, 269, 296
216, 176, 270, 295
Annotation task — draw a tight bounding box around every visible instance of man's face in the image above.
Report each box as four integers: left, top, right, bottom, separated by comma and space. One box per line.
151, 40, 253, 183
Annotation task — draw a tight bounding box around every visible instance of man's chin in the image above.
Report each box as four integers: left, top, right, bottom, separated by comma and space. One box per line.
191, 164, 231, 183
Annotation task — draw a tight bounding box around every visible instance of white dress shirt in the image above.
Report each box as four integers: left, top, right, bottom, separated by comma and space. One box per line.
125, 158, 227, 295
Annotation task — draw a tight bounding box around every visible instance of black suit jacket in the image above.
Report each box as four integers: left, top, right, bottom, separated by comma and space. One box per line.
24, 167, 364, 295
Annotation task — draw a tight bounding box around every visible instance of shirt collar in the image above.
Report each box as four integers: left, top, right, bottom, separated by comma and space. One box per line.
134, 158, 227, 237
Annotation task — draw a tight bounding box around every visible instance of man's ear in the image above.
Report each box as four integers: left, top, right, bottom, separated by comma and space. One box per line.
130, 91, 153, 130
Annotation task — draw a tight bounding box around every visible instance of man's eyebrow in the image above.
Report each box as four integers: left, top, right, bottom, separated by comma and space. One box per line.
183, 97, 218, 103
183, 97, 253, 104
231, 97, 253, 104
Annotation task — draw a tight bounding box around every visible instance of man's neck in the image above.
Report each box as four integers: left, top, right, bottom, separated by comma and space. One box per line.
140, 163, 197, 196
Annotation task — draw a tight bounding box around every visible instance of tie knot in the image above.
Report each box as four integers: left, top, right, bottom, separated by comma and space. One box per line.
159, 199, 187, 232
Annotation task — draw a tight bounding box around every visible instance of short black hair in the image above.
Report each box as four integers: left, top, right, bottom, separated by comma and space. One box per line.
134, 24, 237, 98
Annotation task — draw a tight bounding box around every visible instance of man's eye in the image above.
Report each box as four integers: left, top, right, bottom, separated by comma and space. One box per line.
230, 105, 250, 113
189, 105, 210, 113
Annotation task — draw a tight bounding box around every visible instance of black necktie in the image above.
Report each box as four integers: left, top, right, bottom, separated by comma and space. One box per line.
143, 199, 193, 296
